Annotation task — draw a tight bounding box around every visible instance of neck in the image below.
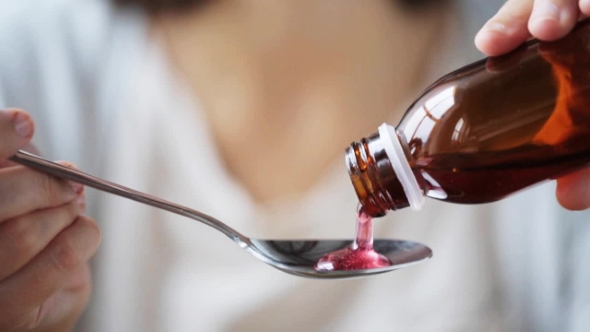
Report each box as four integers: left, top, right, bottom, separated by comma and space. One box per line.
154, 1, 450, 203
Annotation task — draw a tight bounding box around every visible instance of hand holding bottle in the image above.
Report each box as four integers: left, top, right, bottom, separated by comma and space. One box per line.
476, 0, 590, 210
0, 109, 100, 331
475, 0, 589, 55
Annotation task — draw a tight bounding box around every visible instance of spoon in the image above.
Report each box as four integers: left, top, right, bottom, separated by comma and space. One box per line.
10, 150, 432, 279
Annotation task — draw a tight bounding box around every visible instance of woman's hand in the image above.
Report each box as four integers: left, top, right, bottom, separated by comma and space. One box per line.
475, 0, 590, 56
0, 109, 101, 331
476, 0, 590, 211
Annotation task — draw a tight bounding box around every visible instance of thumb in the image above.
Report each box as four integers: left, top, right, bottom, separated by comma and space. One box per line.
556, 168, 590, 211
0, 108, 35, 159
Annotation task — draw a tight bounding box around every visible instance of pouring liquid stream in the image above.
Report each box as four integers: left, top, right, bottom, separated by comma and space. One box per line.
315, 207, 392, 271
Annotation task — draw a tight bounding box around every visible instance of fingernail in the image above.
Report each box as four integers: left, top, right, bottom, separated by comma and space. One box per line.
531, 2, 560, 24
476, 21, 511, 44
70, 181, 84, 194
485, 21, 507, 33
76, 194, 86, 208
56, 161, 84, 194
475, 21, 510, 54
11, 111, 34, 139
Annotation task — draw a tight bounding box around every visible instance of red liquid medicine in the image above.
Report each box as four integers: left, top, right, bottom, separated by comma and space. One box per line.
315, 207, 391, 271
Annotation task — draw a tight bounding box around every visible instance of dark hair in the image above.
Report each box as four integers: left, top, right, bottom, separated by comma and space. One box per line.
114, 0, 442, 14
114, 0, 204, 13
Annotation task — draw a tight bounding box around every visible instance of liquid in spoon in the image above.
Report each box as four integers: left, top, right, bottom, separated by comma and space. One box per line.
315, 207, 392, 271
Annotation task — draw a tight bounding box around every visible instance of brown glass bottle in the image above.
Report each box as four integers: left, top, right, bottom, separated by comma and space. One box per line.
347, 19, 590, 217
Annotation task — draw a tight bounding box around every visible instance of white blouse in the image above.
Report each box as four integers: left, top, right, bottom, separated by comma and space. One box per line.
0, 1, 588, 331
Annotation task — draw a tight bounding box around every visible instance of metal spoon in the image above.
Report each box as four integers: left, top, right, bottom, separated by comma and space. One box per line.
10, 150, 432, 279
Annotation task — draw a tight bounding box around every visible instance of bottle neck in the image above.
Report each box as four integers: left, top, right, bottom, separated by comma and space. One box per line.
345, 124, 425, 217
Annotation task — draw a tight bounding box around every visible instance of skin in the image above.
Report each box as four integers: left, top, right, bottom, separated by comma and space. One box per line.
0, 109, 100, 331
154, 1, 450, 203
1, 0, 589, 330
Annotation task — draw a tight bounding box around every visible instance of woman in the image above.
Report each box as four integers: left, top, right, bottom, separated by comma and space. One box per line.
0, 0, 588, 331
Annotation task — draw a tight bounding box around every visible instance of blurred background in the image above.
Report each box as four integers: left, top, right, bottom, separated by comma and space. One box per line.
1, 0, 590, 331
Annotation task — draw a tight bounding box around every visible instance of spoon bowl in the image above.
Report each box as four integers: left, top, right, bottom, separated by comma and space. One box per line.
11, 150, 432, 279
247, 239, 432, 278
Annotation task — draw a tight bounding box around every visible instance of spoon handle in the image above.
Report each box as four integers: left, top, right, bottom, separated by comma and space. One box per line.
9, 150, 246, 243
